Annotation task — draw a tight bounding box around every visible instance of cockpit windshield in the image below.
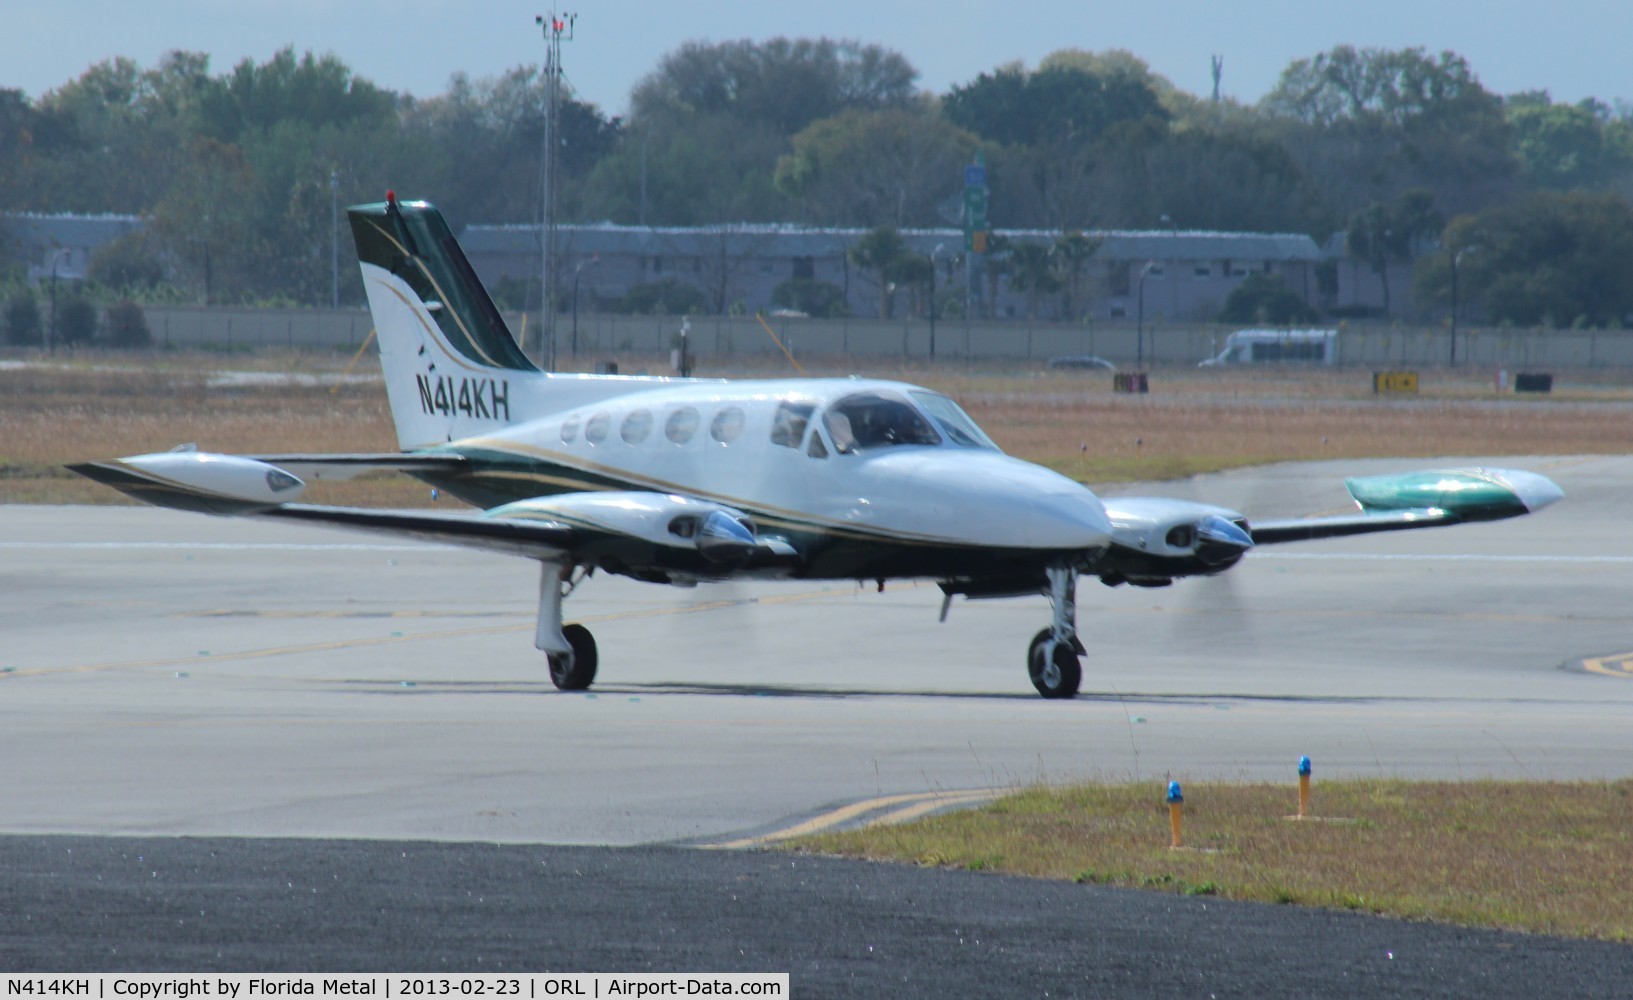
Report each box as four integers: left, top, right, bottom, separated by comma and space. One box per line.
822, 391, 942, 454
910, 391, 1000, 450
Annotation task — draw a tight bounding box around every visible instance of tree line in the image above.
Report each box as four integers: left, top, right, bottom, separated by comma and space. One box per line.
4, 39, 1633, 331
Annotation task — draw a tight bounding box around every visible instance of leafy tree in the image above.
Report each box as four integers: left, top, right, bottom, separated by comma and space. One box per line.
630, 38, 916, 138
771, 278, 846, 317
1260, 46, 1515, 219
1505, 92, 1633, 191
56, 292, 97, 345
198, 47, 393, 144
588, 37, 918, 227
402, 67, 618, 227
148, 137, 259, 304
1218, 272, 1320, 325
1087, 124, 1327, 233
104, 298, 152, 347
944, 64, 1167, 150
89, 229, 167, 292
775, 107, 977, 226
1416, 191, 1633, 327
4, 289, 41, 345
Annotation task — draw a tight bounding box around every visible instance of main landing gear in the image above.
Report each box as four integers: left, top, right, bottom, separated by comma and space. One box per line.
537, 561, 597, 691
1028, 564, 1084, 699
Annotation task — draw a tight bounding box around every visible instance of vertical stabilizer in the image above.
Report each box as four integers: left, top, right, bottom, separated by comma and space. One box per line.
348, 194, 541, 450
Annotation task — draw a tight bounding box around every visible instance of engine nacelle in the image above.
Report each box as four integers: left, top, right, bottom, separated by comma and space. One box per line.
489, 491, 759, 565
1097, 496, 1254, 587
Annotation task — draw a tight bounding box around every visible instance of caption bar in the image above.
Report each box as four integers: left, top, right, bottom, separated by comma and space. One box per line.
3, 976, 787, 1000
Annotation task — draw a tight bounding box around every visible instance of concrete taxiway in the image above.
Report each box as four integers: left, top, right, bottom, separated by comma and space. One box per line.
2, 455, 1631, 847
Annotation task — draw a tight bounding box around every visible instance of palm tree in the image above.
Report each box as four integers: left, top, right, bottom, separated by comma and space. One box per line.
1054, 230, 1101, 321
1008, 242, 1061, 320
849, 226, 909, 318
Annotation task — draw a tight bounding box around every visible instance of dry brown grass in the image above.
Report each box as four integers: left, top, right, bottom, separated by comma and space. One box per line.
795, 779, 1633, 941
4, 354, 1631, 505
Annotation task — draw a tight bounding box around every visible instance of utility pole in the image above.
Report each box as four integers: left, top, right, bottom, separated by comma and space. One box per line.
330, 168, 340, 309
536, 10, 576, 371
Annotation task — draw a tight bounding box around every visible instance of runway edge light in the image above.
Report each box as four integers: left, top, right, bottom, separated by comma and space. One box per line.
1167, 781, 1184, 849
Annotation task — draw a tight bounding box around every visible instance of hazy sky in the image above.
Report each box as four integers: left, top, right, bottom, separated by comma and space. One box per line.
5, 1, 1628, 113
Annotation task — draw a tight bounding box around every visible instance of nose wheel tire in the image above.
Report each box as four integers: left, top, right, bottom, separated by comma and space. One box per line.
1027, 628, 1083, 699
548, 623, 599, 691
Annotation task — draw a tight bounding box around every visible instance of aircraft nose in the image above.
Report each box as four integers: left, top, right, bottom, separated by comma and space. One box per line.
1011, 484, 1113, 550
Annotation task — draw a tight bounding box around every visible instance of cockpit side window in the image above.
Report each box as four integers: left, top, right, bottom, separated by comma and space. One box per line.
821, 391, 942, 454
770, 400, 816, 448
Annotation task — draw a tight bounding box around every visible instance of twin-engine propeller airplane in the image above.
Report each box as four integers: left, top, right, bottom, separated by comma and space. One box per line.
72, 194, 1564, 698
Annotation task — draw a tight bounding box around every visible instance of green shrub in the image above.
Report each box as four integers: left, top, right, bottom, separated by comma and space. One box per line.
104, 299, 152, 348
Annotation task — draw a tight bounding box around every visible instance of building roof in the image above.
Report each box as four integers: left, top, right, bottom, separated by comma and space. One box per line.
461, 223, 1323, 263
2, 212, 144, 252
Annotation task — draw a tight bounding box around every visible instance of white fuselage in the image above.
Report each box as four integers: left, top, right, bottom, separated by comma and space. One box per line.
443, 378, 1112, 554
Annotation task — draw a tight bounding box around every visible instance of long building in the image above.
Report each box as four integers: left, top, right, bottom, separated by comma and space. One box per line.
459, 223, 1325, 323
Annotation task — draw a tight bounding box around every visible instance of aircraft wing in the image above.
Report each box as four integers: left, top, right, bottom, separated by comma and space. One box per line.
259, 504, 574, 558
1096, 466, 1562, 587
246, 453, 468, 482
1249, 467, 1564, 544
68, 451, 797, 578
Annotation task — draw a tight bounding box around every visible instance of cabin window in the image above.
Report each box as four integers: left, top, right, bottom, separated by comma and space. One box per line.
909, 391, 999, 450
770, 400, 815, 448
822, 391, 942, 455
621, 409, 653, 445
560, 416, 580, 444
665, 407, 700, 444
710, 406, 746, 444
585, 413, 611, 445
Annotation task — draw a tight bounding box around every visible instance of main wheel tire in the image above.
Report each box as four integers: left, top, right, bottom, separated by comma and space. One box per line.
547, 623, 599, 691
1027, 628, 1083, 699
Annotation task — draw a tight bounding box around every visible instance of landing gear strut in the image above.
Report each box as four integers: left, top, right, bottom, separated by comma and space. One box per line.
537, 561, 598, 691
1028, 564, 1083, 699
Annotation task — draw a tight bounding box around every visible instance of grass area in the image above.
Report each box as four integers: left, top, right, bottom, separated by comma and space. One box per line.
3, 351, 1632, 504
793, 779, 1633, 941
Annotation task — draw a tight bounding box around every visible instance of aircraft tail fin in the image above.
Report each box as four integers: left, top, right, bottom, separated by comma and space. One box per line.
348, 194, 541, 450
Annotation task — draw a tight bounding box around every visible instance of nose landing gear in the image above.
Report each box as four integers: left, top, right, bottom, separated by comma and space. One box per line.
1028, 564, 1084, 699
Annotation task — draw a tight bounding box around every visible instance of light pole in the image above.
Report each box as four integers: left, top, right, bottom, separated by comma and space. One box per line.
1136, 260, 1154, 369
330, 168, 340, 309
536, 10, 577, 371
48, 248, 69, 355
927, 242, 944, 360
571, 254, 598, 358
1449, 246, 1475, 367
